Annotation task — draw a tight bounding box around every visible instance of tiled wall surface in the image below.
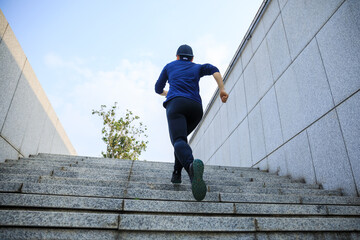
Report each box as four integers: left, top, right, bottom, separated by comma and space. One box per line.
189, 0, 359, 196
0, 9, 76, 162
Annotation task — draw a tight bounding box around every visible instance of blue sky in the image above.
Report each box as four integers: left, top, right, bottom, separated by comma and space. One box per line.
1, 0, 263, 162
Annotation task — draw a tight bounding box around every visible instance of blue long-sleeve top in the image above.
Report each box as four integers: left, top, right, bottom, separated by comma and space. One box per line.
155, 59, 219, 107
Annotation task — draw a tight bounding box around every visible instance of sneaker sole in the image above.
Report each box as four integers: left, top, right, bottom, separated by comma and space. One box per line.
191, 159, 207, 201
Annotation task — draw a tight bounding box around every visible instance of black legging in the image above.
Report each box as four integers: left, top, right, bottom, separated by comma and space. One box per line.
165, 97, 203, 173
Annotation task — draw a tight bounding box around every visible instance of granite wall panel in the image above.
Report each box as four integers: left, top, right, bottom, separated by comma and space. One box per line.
261, 0, 280, 35
225, 85, 238, 133
0, 25, 26, 129
1, 74, 35, 149
221, 138, 231, 167
224, 57, 242, 92
0, 137, 19, 162
233, 75, 248, 123
307, 110, 356, 196
229, 130, 241, 167
266, 14, 291, 81
250, 20, 265, 54
219, 104, 229, 144
281, 0, 344, 59
240, 39, 253, 69
253, 39, 273, 98
235, 118, 252, 167
267, 147, 288, 177
336, 91, 360, 195
260, 87, 283, 154
284, 131, 316, 184
248, 105, 266, 164
277, 0, 288, 10
37, 109, 57, 154
316, 0, 360, 104
243, 60, 259, 112
276, 39, 334, 141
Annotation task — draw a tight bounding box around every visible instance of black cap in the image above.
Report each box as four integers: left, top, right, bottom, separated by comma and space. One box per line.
176, 44, 194, 57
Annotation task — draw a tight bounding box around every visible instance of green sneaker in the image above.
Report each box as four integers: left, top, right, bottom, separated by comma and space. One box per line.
189, 159, 207, 201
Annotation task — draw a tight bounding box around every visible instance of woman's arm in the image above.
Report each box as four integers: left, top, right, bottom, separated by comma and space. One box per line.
213, 72, 229, 103
155, 67, 168, 95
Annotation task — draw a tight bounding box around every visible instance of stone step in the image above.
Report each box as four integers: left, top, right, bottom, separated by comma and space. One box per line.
128, 174, 294, 185
0, 173, 40, 183
123, 199, 360, 216
131, 161, 260, 172
128, 180, 320, 191
29, 153, 260, 172
0, 210, 119, 229
220, 192, 360, 205
37, 176, 338, 196
118, 214, 360, 232
0, 167, 52, 176
0, 228, 118, 240
0, 182, 22, 192
49, 170, 283, 186
0, 229, 359, 240
31, 153, 134, 165
1, 209, 358, 232
125, 188, 357, 205
39, 176, 128, 188
25, 156, 134, 168
5, 159, 133, 171
52, 169, 129, 181
0, 181, 348, 204
131, 167, 284, 178
20, 182, 126, 198
0, 193, 123, 211
8, 193, 348, 216
0, 173, 320, 190
1, 164, 131, 176
0, 163, 287, 182
5, 159, 264, 176
139, 170, 284, 184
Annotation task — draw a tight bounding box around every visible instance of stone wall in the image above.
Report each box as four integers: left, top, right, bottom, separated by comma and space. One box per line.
189, 0, 359, 196
0, 9, 76, 162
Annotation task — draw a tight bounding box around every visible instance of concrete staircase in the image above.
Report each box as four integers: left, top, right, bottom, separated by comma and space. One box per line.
0, 153, 359, 239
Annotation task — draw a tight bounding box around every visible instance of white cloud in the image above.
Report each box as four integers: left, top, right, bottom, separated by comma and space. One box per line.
44, 53, 65, 68
45, 52, 94, 79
